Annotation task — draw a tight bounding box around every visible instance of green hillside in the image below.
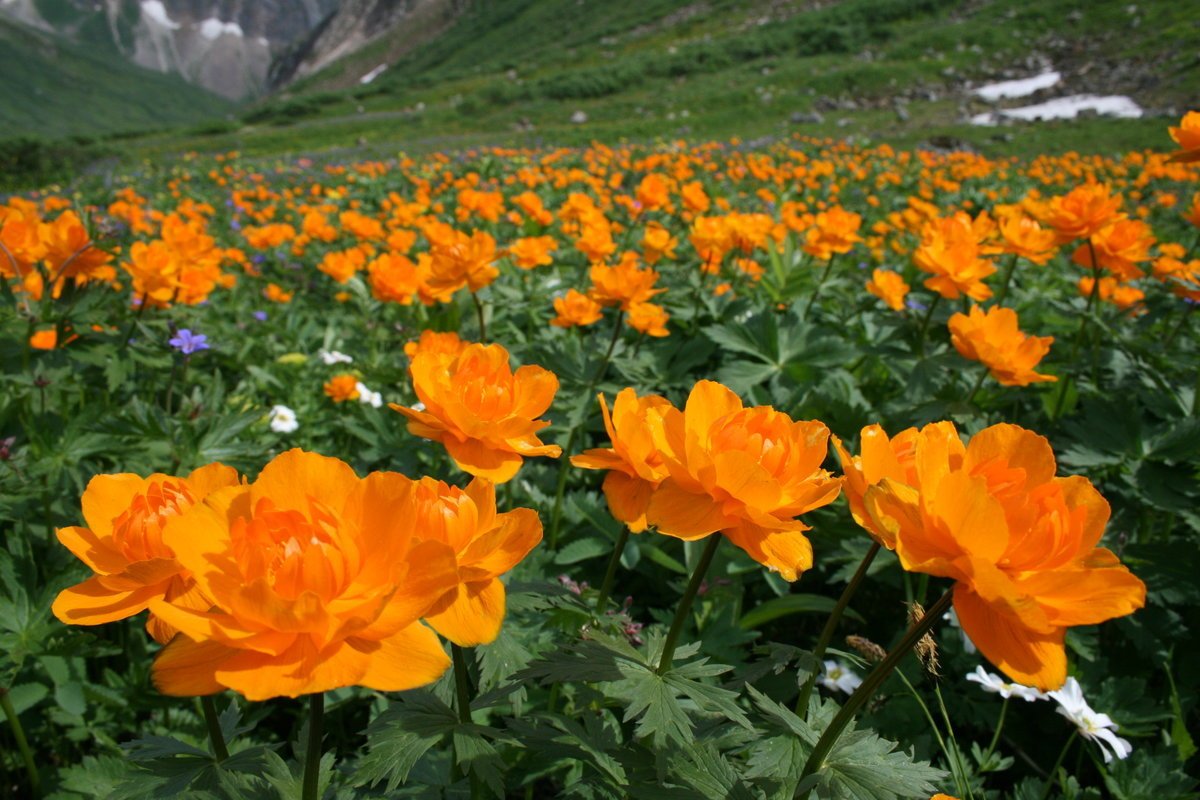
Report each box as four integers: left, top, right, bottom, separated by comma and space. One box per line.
0, 15, 230, 139
139, 0, 1197, 163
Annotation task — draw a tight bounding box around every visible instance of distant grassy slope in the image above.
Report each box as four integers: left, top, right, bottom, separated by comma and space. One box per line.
188, 0, 1196, 162
12, 0, 1199, 176
0, 15, 230, 139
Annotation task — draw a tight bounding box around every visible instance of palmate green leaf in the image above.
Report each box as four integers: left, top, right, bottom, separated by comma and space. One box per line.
669, 742, 761, 800
1103, 745, 1197, 800
516, 637, 637, 684
554, 536, 612, 565
507, 712, 627, 789
453, 726, 507, 798
816, 724, 947, 800
614, 665, 694, 748
57, 754, 135, 798
353, 690, 458, 791
263, 748, 335, 800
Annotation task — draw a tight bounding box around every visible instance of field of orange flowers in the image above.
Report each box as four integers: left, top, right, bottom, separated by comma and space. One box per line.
1, 115, 1199, 799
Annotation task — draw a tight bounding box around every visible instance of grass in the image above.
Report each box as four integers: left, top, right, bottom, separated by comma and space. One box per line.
0, 15, 230, 140
5, 0, 1198, 178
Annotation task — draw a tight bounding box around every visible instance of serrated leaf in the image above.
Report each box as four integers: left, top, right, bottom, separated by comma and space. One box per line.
354, 690, 458, 791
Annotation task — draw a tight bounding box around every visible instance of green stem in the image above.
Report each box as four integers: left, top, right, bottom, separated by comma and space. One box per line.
916, 294, 942, 357
1052, 242, 1102, 419
965, 366, 989, 407
657, 535, 722, 674
472, 292, 488, 343
451, 644, 481, 800
595, 526, 631, 615
592, 310, 624, 386
200, 696, 230, 762
994, 254, 1019, 306
1037, 731, 1078, 800
797, 589, 954, 797
547, 427, 577, 550
302, 693, 324, 800
121, 293, 148, 352
802, 254, 837, 319
983, 696, 1010, 765
795, 541, 881, 715
1, 687, 40, 797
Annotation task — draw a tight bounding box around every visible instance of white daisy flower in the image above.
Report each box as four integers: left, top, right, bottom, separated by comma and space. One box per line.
355, 382, 383, 408
268, 404, 299, 433
319, 349, 353, 365
819, 660, 863, 694
1048, 677, 1132, 763
965, 666, 1046, 702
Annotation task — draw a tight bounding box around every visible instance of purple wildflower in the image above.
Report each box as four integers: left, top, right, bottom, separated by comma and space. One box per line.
169, 329, 210, 355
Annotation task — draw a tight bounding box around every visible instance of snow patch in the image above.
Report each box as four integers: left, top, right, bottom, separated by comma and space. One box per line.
199, 18, 244, 40
140, 0, 180, 30
971, 94, 1143, 126
359, 64, 388, 84
974, 71, 1061, 102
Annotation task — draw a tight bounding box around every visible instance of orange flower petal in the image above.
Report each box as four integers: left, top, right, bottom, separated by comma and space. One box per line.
153, 636, 233, 697
55, 525, 127, 575
52, 575, 168, 626
722, 520, 813, 581
953, 583, 1066, 690
353, 623, 452, 691
424, 579, 506, 646
646, 480, 730, 539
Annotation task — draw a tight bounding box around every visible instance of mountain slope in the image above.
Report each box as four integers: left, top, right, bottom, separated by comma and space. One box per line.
0, 15, 231, 139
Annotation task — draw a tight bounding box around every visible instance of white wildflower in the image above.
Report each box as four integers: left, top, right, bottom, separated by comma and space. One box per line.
819, 660, 863, 694
1049, 677, 1132, 763
267, 404, 299, 433
965, 666, 1046, 702
355, 382, 383, 408
319, 349, 353, 365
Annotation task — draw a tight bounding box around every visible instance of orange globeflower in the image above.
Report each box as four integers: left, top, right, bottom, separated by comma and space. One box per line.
948, 305, 1056, 386
645, 381, 842, 581
148, 451, 460, 698
914, 213, 996, 301
324, 374, 361, 402
405, 477, 542, 645
866, 268, 909, 311
404, 329, 469, 360
641, 221, 678, 265
832, 422, 958, 550
1166, 111, 1200, 163
368, 252, 421, 304
1043, 184, 1124, 243
52, 464, 241, 644
29, 328, 57, 350
626, 301, 670, 337
264, 282, 293, 303
572, 389, 672, 532
1078, 276, 1145, 311
802, 206, 862, 260
863, 423, 1146, 688
1071, 218, 1155, 281
391, 343, 561, 483
999, 214, 1057, 265
508, 236, 556, 270
427, 228, 499, 294
589, 258, 663, 310
551, 289, 604, 328
1183, 193, 1200, 229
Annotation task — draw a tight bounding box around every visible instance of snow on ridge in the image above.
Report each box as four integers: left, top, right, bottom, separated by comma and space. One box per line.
974, 71, 1061, 102
971, 94, 1143, 126
199, 17, 245, 40
360, 64, 388, 85
141, 0, 180, 30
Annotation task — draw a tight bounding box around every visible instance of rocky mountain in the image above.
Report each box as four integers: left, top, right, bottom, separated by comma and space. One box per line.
0, 0, 339, 99
269, 0, 465, 88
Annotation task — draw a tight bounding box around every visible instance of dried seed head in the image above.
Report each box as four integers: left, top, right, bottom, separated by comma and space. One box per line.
907, 601, 941, 677
845, 634, 886, 664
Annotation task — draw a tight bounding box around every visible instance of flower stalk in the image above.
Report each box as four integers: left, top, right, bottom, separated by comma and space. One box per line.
796, 541, 881, 715
1, 686, 40, 797
302, 693, 324, 800
595, 526, 631, 615
200, 696, 230, 762
657, 534, 722, 674
797, 589, 953, 796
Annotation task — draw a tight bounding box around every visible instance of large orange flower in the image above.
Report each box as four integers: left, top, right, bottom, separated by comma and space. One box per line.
831, 423, 958, 549
571, 389, 673, 532
645, 381, 842, 580
863, 423, 1145, 689
1043, 184, 1124, 243
391, 343, 561, 482
404, 477, 542, 645
52, 464, 241, 643
1166, 111, 1200, 163
866, 268, 909, 311
1071, 218, 1155, 281
149, 450, 460, 699
914, 212, 996, 301
998, 214, 1057, 265
948, 305, 1056, 386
